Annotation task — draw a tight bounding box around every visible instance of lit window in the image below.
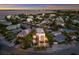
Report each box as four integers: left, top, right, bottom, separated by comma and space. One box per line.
45, 40, 48, 43
40, 41, 44, 43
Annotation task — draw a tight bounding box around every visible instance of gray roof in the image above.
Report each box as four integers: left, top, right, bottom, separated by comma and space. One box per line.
0, 20, 12, 26
36, 28, 44, 34
60, 28, 77, 33
6, 24, 20, 30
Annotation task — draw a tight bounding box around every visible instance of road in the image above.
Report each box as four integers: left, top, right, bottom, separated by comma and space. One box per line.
0, 34, 19, 55
14, 44, 79, 55
0, 34, 79, 55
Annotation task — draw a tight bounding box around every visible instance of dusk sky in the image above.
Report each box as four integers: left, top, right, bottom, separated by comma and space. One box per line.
0, 4, 79, 10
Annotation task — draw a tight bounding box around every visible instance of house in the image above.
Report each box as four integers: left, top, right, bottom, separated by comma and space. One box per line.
0, 20, 12, 26
28, 16, 34, 19
36, 15, 43, 20
59, 28, 77, 33
17, 29, 31, 38
42, 13, 45, 16
21, 23, 31, 29
26, 18, 33, 22
6, 15, 12, 19
40, 18, 51, 25
59, 28, 78, 40
33, 28, 49, 47
56, 16, 65, 27
70, 35, 77, 40
49, 14, 56, 17
72, 20, 79, 24
6, 24, 21, 30
11, 28, 22, 34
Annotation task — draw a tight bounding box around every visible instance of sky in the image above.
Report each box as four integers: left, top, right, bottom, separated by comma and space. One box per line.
0, 4, 79, 10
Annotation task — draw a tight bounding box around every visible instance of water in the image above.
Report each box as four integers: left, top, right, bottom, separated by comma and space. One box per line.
0, 10, 54, 20
0, 10, 54, 16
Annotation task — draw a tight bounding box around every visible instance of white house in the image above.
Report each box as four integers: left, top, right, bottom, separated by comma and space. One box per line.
73, 20, 79, 24
28, 16, 34, 19
6, 15, 12, 19
26, 18, 33, 22
42, 13, 45, 16
36, 15, 43, 20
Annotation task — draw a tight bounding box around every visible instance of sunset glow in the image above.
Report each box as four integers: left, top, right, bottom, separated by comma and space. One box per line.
0, 4, 79, 10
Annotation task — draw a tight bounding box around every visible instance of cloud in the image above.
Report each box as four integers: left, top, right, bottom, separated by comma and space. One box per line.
47, 5, 79, 9
0, 4, 16, 7
0, 4, 79, 10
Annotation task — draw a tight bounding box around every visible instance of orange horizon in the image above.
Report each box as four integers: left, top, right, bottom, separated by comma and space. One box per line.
0, 8, 79, 10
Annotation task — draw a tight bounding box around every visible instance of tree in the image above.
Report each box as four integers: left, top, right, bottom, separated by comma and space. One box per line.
21, 39, 32, 49
51, 20, 59, 31
19, 33, 33, 49
3, 30, 14, 41
45, 32, 53, 47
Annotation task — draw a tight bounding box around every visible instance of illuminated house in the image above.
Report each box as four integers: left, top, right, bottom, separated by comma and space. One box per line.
17, 28, 48, 47
33, 28, 49, 47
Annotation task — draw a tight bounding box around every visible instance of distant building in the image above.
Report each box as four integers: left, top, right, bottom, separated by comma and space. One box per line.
36, 15, 43, 20
11, 28, 22, 34
26, 18, 33, 22
6, 15, 12, 19
0, 20, 12, 26
28, 16, 34, 19
42, 13, 45, 16
49, 14, 56, 17
6, 24, 21, 30
56, 16, 65, 27
41, 19, 50, 24
73, 20, 79, 24
17, 29, 31, 38
59, 28, 77, 33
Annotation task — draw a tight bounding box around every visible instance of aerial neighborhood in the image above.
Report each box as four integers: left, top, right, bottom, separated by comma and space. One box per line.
0, 10, 79, 52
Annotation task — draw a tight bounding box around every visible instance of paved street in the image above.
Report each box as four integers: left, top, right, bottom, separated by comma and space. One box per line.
0, 33, 79, 55
23, 44, 79, 55
12, 44, 79, 55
